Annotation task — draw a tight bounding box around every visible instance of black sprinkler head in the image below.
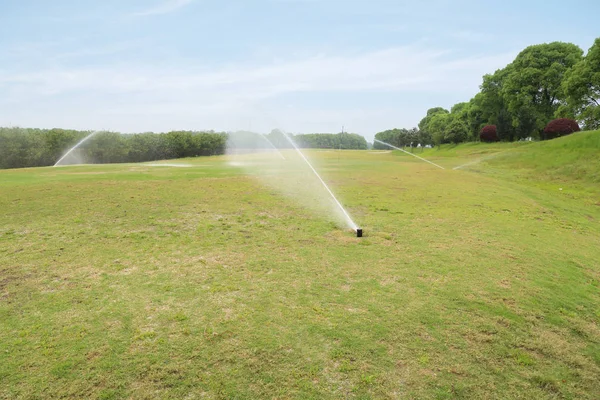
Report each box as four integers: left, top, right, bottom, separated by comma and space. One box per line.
356, 228, 363, 238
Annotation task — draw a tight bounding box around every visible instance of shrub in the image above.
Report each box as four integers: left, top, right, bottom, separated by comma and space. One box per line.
479, 125, 499, 142
543, 118, 580, 140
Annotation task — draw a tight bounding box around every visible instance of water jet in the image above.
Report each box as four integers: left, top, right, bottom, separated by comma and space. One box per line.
54, 131, 99, 166
374, 139, 445, 170
281, 131, 360, 236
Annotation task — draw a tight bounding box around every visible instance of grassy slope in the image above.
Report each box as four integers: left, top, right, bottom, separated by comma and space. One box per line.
0, 147, 599, 399
420, 130, 600, 203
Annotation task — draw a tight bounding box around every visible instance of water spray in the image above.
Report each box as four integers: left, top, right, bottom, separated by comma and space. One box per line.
281, 131, 362, 237
453, 151, 507, 170
373, 139, 445, 170
54, 131, 99, 167
260, 134, 286, 160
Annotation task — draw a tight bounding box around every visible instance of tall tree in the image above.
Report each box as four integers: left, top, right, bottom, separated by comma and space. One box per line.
502, 42, 583, 137
427, 112, 451, 146
465, 97, 487, 141
559, 38, 600, 130
444, 116, 468, 144
479, 69, 518, 141
418, 107, 449, 145
418, 107, 449, 132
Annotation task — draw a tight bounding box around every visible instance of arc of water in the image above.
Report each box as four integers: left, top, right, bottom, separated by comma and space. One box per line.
260, 134, 286, 160
281, 131, 358, 232
453, 159, 480, 170
453, 151, 507, 170
373, 139, 445, 170
54, 131, 99, 166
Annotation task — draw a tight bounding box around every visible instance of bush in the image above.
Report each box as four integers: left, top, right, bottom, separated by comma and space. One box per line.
543, 118, 580, 140
479, 125, 499, 142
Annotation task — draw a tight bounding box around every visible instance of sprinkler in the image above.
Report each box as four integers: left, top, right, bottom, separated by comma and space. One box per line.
356, 228, 363, 238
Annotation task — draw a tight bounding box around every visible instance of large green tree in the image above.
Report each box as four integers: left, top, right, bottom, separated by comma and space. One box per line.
418, 107, 449, 145
426, 112, 451, 146
373, 128, 422, 149
464, 97, 487, 141
559, 38, 600, 130
478, 71, 517, 141
501, 42, 583, 137
444, 116, 468, 144
418, 107, 449, 132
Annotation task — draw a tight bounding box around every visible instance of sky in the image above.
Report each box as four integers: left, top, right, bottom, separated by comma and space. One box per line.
1, 0, 598, 141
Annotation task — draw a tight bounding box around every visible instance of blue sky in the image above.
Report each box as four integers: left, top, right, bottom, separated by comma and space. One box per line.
1, 0, 598, 140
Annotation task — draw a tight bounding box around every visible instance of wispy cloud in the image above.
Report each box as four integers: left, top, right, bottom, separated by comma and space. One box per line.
0, 45, 515, 134
133, 0, 195, 17
0, 46, 513, 99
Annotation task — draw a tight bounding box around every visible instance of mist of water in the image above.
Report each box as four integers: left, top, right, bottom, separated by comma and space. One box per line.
453, 151, 507, 170
280, 131, 358, 232
54, 131, 99, 167
374, 139, 445, 170
260, 134, 285, 160
226, 130, 359, 232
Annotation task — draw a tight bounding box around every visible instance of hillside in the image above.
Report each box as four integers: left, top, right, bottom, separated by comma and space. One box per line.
483, 130, 600, 183
410, 131, 600, 202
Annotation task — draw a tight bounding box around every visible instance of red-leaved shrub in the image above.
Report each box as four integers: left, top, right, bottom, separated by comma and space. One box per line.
479, 125, 499, 142
543, 118, 580, 140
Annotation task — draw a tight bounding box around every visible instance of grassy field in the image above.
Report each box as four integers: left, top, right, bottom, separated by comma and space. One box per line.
1, 132, 599, 399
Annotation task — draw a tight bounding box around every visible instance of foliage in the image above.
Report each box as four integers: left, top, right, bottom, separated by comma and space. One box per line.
443, 116, 469, 144
502, 42, 583, 136
479, 70, 519, 141
294, 131, 368, 150
373, 127, 421, 149
409, 38, 596, 145
559, 38, 600, 130
0, 128, 227, 169
451, 102, 479, 141
480, 125, 499, 142
419, 107, 450, 145
238, 129, 369, 151
427, 112, 452, 145
543, 118, 580, 140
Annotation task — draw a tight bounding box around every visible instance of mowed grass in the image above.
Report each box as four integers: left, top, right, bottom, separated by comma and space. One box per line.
421, 130, 600, 203
1, 142, 599, 399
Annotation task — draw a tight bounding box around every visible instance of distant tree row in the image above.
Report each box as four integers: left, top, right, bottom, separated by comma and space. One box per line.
260, 130, 368, 150
372, 128, 427, 150
294, 132, 368, 150
376, 38, 600, 146
0, 127, 370, 169
0, 128, 227, 169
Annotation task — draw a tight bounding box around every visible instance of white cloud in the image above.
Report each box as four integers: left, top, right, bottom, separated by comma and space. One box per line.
133, 0, 195, 16
1, 46, 512, 98
0, 45, 515, 136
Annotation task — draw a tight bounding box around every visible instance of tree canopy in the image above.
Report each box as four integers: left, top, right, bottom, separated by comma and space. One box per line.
0, 128, 227, 169
560, 38, 600, 130
0, 127, 369, 169
390, 39, 596, 147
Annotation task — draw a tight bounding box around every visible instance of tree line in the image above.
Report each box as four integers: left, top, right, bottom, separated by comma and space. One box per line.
263, 130, 368, 150
0, 128, 228, 169
0, 128, 368, 169
376, 38, 600, 147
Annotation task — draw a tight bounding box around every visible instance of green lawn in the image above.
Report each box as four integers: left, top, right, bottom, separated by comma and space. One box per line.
1, 137, 599, 399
